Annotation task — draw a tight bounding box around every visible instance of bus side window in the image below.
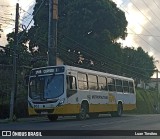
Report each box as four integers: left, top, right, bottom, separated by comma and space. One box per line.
78, 73, 88, 90
107, 78, 116, 91
98, 76, 108, 91
129, 81, 135, 93
116, 79, 123, 92
88, 74, 98, 90
66, 75, 77, 97
123, 80, 129, 93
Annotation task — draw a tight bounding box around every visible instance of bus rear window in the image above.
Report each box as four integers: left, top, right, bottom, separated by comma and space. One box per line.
129, 81, 135, 93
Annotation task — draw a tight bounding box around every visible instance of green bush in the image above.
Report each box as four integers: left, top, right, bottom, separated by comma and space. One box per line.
128, 88, 158, 114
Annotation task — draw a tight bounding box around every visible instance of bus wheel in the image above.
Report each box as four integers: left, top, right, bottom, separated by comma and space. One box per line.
117, 103, 123, 117
89, 113, 99, 119
76, 103, 88, 120
47, 114, 58, 121
111, 103, 123, 117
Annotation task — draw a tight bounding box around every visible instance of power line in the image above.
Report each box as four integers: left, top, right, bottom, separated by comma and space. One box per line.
23, 0, 35, 10
130, 0, 160, 34
127, 27, 160, 54
118, 1, 160, 56
18, 0, 46, 43
0, 0, 155, 78
29, 26, 155, 79
58, 31, 155, 71
19, 7, 33, 16
57, 38, 153, 79
37, 33, 149, 78
16, 0, 156, 74
0, 5, 15, 7
153, 0, 160, 10
127, 32, 160, 37
142, 0, 160, 23
0, 16, 15, 21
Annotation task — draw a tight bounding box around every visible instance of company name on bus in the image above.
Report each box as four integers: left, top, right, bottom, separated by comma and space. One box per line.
92, 95, 108, 99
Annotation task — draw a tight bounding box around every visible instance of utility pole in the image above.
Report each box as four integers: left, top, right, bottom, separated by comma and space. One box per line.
156, 69, 159, 113
48, 0, 58, 66
9, 3, 19, 121
0, 24, 2, 38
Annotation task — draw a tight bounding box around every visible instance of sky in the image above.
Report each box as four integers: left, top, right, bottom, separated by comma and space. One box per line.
113, 0, 160, 77
0, 0, 35, 44
1, 0, 160, 77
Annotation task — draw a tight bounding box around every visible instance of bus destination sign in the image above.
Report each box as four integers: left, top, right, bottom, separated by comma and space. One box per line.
31, 66, 65, 75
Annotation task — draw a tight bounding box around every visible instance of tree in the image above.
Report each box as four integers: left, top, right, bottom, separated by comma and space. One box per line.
58, 1, 127, 46
26, 0, 156, 79
0, 46, 11, 65
121, 47, 155, 80
28, 0, 48, 56
22, 0, 156, 79
57, 0, 128, 72
59, 0, 127, 44
27, 0, 127, 66
6, 31, 32, 66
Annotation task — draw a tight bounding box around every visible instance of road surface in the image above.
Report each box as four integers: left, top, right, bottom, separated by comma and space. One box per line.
1, 114, 160, 139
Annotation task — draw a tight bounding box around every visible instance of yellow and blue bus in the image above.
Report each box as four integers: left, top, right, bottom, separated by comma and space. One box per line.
28, 65, 136, 121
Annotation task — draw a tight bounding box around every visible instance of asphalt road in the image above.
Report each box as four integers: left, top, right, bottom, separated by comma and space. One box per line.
1, 114, 160, 139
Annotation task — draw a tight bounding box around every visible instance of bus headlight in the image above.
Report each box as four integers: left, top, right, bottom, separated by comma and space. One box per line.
57, 98, 65, 107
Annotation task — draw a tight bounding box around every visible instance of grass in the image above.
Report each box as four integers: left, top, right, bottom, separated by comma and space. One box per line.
128, 88, 159, 114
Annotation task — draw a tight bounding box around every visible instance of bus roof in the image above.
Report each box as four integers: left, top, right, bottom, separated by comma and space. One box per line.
65, 65, 134, 81
30, 65, 134, 81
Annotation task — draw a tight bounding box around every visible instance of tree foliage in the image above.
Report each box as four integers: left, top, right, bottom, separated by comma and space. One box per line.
0, 0, 157, 119
58, 0, 127, 57
59, 0, 127, 44
28, 0, 48, 56
121, 47, 155, 80
6, 31, 32, 66
3, 0, 156, 81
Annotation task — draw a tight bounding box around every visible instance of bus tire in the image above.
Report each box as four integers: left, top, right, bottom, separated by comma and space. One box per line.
89, 113, 99, 119
111, 103, 123, 117
117, 103, 123, 117
76, 103, 88, 120
47, 114, 58, 121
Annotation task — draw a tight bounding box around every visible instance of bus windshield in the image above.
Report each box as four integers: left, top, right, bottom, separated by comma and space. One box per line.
29, 74, 64, 100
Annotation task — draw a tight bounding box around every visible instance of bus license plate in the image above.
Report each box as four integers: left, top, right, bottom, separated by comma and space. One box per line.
41, 111, 48, 114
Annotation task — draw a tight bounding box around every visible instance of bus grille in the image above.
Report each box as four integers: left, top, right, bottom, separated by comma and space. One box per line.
35, 109, 54, 114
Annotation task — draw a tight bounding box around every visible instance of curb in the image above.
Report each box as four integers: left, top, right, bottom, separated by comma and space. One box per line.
0, 116, 48, 124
